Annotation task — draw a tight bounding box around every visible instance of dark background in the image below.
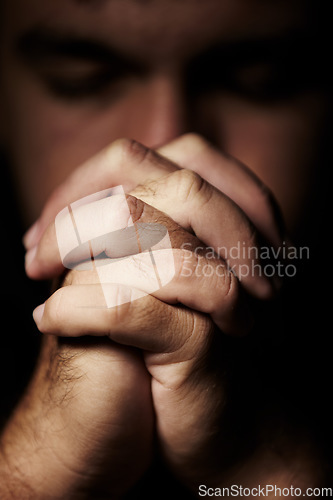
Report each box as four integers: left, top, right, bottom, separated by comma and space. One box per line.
1, 4, 332, 492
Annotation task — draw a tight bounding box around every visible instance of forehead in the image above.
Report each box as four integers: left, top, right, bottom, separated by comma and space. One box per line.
2, 0, 308, 62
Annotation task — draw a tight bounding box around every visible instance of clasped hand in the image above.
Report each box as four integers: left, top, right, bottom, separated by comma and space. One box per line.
24, 134, 284, 495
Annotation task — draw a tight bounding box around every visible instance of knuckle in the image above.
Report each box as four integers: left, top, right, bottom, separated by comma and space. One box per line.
126, 193, 172, 231
178, 133, 209, 152
109, 137, 133, 159
111, 138, 152, 166
130, 178, 159, 201
173, 169, 205, 203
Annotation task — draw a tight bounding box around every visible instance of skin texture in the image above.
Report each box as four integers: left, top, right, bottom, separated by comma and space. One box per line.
0, 0, 330, 497
1, 136, 325, 497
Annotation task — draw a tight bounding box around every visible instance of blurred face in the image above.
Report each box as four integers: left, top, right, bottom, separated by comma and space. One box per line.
0, 0, 328, 230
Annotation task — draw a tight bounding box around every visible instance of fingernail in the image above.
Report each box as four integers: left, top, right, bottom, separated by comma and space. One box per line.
23, 220, 40, 250
33, 303, 45, 326
25, 245, 37, 269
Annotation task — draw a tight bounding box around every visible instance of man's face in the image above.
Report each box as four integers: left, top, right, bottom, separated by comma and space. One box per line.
0, 0, 328, 229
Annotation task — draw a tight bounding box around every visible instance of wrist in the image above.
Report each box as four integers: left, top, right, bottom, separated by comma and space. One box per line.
0, 336, 153, 498
0, 339, 93, 498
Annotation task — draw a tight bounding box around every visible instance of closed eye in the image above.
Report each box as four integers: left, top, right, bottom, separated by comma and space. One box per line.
186, 36, 329, 102
16, 28, 145, 100
36, 59, 121, 99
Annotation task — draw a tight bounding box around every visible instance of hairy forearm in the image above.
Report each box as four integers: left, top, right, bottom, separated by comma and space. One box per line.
0, 337, 92, 498
0, 335, 153, 499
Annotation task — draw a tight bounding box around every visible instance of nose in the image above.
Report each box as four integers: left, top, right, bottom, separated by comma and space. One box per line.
124, 73, 189, 148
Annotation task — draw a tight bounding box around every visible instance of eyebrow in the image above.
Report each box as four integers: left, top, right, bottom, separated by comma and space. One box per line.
16, 26, 296, 68
15, 27, 141, 67
15, 25, 328, 84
